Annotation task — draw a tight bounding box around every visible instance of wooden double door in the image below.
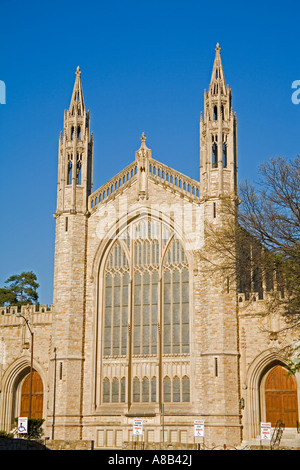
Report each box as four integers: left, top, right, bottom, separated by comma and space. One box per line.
265, 365, 298, 427
20, 371, 43, 419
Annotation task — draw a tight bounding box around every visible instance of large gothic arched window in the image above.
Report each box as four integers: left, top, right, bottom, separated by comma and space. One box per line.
100, 216, 191, 406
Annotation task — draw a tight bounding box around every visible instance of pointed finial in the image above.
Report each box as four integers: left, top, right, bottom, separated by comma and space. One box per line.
215, 43, 221, 52
140, 132, 147, 147
136, 131, 151, 161
76, 66, 81, 76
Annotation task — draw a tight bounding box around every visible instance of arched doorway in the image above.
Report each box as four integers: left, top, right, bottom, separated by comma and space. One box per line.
20, 370, 43, 419
265, 365, 298, 427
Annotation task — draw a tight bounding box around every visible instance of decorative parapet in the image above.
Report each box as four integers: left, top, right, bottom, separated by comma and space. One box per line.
89, 160, 138, 211
148, 158, 201, 202
89, 157, 202, 212
0, 304, 53, 325
0, 304, 52, 315
237, 290, 286, 317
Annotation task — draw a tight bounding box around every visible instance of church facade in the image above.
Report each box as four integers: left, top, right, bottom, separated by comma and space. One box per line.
0, 45, 299, 449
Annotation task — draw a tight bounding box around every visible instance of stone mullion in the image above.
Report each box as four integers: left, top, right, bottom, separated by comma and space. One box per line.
150, 271, 154, 355
111, 278, 114, 357
127, 224, 134, 408
180, 269, 183, 355
119, 274, 123, 357
170, 269, 174, 355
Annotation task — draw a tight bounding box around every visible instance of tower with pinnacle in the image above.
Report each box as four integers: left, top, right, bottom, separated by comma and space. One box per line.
51, 67, 93, 440
200, 43, 237, 205
196, 44, 241, 445
56, 66, 93, 216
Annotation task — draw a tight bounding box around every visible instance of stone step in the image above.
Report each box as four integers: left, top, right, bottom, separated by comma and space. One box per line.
238, 427, 300, 450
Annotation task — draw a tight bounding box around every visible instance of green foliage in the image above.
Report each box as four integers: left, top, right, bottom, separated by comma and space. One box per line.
0, 287, 17, 306
205, 156, 300, 373
0, 271, 39, 307
0, 430, 14, 438
238, 156, 300, 319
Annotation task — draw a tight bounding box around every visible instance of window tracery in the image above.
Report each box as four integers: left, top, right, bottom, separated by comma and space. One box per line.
101, 216, 191, 405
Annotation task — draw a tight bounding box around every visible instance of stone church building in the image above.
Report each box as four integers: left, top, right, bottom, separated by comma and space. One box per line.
0, 45, 299, 449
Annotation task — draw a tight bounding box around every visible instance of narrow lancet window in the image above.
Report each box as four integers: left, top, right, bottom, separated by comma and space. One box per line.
223, 143, 227, 168
213, 105, 218, 120
212, 143, 218, 168
68, 161, 72, 185
103, 378, 110, 403
213, 202, 216, 219
133, 377, 140, 402
77, 161, 82, 185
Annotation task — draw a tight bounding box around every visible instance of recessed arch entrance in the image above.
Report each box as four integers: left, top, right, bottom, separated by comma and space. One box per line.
0, 358, 46, 431
243, 351, 300, 440
265, 365, 298, 427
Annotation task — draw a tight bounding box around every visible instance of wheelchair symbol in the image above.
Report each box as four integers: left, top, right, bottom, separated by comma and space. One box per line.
18, 424, 27, 433
18, 418, 28, 434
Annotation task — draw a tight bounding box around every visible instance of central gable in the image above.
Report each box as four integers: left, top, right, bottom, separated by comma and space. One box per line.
89, 134, 201, 212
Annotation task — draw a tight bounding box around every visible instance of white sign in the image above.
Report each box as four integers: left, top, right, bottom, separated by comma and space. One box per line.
194, 419, 205, 437
133, 419, 143, 436
260, 422, 271, 441
18, 417, 28, 434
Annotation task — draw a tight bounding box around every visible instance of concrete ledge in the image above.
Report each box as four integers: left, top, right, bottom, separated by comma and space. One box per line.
46, 439, 94, 450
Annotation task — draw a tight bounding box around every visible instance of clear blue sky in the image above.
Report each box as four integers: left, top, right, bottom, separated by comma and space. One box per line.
0, 0, 299, 305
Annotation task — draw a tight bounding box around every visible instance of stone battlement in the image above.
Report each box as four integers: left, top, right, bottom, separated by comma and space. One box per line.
0, 304, 53, 316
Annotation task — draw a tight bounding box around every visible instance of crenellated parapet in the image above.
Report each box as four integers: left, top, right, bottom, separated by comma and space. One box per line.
0, 304, 53, 325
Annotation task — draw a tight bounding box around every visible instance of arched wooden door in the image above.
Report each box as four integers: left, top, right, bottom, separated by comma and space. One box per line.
20, 371, 43, 419
265, 365, 298, 427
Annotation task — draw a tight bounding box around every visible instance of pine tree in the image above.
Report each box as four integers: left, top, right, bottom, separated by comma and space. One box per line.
2, 271, 39, 306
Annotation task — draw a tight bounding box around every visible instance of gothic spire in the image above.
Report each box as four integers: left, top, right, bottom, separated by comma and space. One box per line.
69, 66, 85, 116
200, 44, 237, 198
56, 66, 93, 216
209, 43, 226, 96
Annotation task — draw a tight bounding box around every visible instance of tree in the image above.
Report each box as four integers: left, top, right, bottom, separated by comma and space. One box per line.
1, 271, 39, 306
0, 288, 17, 306
238, 156, 300, 319
202, 156, 300, 371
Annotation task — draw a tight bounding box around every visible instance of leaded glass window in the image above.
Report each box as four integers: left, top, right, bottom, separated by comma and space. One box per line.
104, 242, 129, 357
163, 239, 189, 354
101, 216, 191, 405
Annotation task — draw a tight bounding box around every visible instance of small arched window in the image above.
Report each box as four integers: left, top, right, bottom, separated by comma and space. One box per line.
77, 161, 82, 185
213, 105, 218, 121
68, 161, 72, 185
163, 377, 171, 402
142, 377, 150, 402
112, 378, 119, 403
151, 377, 156, 403
223, 143, 227, 168
182, 376, 190, 402
133, 377, 140, 403
121, 378, 126, 403
103, 378, 110, 403
212, 143, 218, 168
173, 377, 181, 402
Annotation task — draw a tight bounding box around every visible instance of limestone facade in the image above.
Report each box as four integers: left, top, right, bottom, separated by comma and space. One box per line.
0, 45, 299, 449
